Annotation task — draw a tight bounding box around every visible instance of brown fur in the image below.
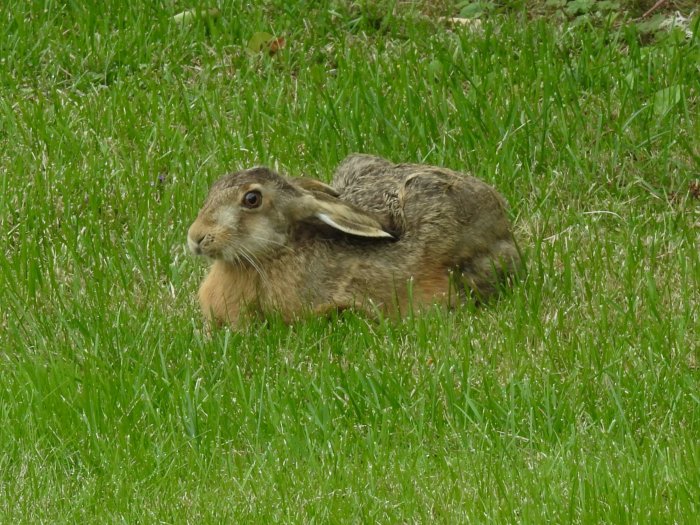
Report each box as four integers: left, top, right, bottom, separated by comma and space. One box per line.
188, 154, 521, 327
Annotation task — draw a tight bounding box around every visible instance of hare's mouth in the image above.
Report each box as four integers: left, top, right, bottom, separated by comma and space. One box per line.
188, 233, 221, 258
188, 239, 202, 255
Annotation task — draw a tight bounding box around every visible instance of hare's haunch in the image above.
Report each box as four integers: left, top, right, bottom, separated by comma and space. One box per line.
188, 154, 520, 326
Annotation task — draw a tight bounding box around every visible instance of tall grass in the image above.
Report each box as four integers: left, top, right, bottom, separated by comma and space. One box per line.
1, 1, 698, 522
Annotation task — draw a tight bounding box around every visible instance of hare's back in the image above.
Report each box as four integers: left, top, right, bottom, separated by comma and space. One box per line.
332, 154, 520, 299
332, 154, 509, 237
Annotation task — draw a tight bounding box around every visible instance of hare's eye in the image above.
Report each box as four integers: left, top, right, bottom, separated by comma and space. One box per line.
242, 190, 262, 209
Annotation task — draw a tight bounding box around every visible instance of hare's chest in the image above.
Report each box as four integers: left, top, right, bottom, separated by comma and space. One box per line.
198, 261, 259, 326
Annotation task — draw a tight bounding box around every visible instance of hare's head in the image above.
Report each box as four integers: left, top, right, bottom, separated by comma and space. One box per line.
188, 167, 393, 264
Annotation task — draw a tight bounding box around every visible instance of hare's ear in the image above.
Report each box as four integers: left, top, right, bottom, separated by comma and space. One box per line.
315, 204, 394, 238
290, 177, 340, 197
291, 192, 394, 239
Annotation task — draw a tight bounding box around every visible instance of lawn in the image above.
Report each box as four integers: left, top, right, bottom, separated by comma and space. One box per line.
1, 1, 699, 522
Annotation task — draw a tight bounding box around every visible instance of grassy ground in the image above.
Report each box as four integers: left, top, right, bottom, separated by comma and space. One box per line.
1, 1, 699, 522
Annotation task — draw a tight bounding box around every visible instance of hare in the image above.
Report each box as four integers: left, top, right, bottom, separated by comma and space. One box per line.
187, 154, 520, 327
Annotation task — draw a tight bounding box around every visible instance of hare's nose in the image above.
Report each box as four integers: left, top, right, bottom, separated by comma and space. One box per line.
188, 232, 206, 254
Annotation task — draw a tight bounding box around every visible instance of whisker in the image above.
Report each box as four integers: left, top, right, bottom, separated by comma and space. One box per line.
245, 234, 292, 251
238, 246, 270, 287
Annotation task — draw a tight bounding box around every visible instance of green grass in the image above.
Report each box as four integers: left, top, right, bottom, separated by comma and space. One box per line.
1, 1, 699, 522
